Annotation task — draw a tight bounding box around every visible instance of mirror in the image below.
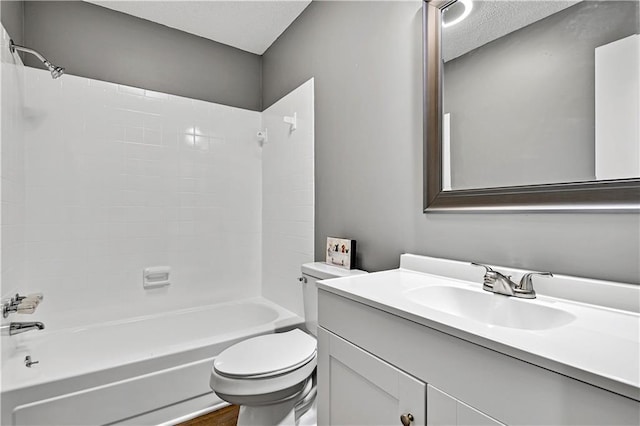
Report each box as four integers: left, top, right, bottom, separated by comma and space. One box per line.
423, 0, 640, 211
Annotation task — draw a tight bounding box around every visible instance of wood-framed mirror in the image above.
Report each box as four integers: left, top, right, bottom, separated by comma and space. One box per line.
423, 0, 640, 212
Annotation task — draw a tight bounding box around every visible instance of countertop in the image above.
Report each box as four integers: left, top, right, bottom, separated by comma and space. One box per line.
318, 267, 640, 401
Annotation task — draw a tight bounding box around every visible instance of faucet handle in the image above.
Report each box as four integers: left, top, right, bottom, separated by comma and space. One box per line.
471, 262, 494, 273
519, 272, 553, 289
516, 272, 553, 298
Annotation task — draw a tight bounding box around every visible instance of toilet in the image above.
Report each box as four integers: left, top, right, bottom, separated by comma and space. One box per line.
210, 262, 367, 426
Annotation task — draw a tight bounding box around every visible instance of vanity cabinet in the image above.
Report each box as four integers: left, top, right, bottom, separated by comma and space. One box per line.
317, 289, 640, 426
427, 385, 503, 426
317, 328, 426, 426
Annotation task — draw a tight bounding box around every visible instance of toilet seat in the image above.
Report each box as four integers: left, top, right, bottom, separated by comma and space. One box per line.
210, 330, 318, 400
214, 329, 317, 379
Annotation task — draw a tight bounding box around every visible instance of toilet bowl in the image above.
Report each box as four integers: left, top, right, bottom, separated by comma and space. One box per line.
209, 262, 366, 426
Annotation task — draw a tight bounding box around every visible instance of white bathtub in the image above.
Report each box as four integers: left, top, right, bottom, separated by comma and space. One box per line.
1, 298, 302, 426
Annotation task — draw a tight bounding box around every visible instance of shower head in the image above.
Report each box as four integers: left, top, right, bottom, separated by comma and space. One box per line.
44, 60, 65, 79
9, 39, 65, 79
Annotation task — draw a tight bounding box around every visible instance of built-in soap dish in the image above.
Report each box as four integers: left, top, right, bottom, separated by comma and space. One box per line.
143, 266, 171, 289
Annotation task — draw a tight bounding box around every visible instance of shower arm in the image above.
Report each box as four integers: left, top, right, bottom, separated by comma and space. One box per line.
9, 40, 48, 63
8, 39, 65, 79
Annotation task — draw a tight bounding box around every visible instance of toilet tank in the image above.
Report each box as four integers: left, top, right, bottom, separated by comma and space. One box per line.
300, 262, 367, 336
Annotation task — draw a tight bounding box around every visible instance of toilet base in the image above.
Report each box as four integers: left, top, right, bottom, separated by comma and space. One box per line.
235, 377, 316, 426
237, 399, 298, 426
237, 398, 317, 426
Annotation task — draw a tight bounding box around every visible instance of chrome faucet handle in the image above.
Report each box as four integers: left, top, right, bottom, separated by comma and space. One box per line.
517, 272, 553, 298
471, 262, 494, 273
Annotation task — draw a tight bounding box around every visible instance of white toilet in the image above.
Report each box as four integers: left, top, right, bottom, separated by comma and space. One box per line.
210, 262, 366, 426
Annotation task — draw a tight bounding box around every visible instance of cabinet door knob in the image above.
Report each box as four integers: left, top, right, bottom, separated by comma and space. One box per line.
400, 413, 414, 426
298, 276, 307, 283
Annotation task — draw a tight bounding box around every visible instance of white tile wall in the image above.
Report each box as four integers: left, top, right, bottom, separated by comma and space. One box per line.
262, 79, 315, 316
2, 60, 314, 330
1, 25, 26, 303
22, 68, 262, 327
1, 24, 28, 362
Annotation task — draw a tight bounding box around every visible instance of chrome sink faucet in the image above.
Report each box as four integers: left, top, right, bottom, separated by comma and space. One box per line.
472, 263, 552, 299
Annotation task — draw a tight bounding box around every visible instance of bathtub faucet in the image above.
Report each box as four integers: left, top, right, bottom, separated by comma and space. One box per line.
1, 321, 45, 336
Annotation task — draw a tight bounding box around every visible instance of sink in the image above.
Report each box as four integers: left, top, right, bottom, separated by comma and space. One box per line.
404, 286, 576, 330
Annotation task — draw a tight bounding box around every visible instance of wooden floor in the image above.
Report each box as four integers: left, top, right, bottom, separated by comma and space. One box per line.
176, 405, 239, 426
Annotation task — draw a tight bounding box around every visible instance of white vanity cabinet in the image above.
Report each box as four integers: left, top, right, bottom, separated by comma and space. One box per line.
317, 325, 502, 426
317, 327, 427, 426
317, 289, 640, 426
427, 385, 503, 426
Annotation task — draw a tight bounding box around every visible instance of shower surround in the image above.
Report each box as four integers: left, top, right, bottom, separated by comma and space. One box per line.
22, 68, 263, 327
1, 56, 314, 331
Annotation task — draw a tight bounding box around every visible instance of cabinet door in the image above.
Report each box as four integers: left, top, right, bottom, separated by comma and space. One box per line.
427, 385, 504, 426
318, 328, 426, 426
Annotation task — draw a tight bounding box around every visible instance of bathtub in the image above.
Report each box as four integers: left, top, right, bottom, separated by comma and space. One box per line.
1, 297, 302, 425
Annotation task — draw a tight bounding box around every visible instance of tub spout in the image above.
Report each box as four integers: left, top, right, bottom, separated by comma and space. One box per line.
1, 321, 45, 336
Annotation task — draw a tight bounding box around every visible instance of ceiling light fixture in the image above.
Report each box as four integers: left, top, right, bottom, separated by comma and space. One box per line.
443, 0, 473, 28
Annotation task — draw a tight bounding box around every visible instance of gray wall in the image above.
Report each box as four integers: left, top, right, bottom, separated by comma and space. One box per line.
444, 1, 638, 189
263, 1, 640, 284
1, 0, 24, 44
21, 1, 262, 110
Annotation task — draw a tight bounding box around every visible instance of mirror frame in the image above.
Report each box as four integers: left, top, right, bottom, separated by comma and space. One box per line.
423, 0, 640, 212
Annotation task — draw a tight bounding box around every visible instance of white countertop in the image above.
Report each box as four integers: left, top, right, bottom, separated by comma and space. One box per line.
317, 265, 640, 401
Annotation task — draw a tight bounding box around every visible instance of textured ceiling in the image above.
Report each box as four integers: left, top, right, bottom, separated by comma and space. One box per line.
86, 1, 581, 59
443, 0, 581, 62
85, 0, 312, 55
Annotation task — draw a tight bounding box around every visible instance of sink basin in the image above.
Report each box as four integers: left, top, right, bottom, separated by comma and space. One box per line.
404, 286, 576, 330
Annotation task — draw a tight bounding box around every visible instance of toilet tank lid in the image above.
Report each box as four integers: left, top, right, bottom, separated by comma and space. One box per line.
301, 262, 368, 280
